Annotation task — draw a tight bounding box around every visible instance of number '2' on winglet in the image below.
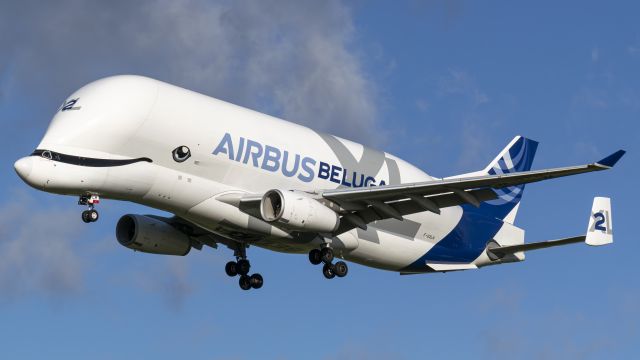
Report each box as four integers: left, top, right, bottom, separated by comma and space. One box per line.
596, 150, 626, 168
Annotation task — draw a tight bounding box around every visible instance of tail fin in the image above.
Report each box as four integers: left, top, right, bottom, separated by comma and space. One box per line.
586, 197, 613, 246
475, 136, 539, 222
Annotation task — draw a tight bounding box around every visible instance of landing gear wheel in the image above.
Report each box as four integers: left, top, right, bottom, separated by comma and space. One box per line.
308, 249, 322, 265
322, 264, 336, 279
333, 261, 348, 277
320, 247, 334, 264
89, 209, 99, 222
225, 261, 238, 277
239, 275, 252, 290
250, 273, 263, 289
236, 259, 251, 276
81, 209, 98, 223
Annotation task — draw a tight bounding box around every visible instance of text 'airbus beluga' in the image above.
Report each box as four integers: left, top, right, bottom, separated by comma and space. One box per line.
14, 75, 624, 290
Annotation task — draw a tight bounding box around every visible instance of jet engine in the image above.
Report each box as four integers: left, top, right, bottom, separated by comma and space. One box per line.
260, 189, 339, 232
116, 214, 191, 256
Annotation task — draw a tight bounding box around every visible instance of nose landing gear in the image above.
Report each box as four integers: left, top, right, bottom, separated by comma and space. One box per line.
81, 209, 99, 223
79, 194, 100, 223
309, 247, 349, 279
225, 244, 263, 290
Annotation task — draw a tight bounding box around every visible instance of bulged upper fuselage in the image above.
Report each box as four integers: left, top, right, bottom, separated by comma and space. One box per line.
14, 75, 516, 272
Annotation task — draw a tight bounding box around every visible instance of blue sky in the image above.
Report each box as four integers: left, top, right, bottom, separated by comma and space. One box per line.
1, 1, 638, 359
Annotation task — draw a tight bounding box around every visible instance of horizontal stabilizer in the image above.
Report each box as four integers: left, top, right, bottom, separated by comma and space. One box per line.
488, 236, 585, 257
487, 197, 614, 257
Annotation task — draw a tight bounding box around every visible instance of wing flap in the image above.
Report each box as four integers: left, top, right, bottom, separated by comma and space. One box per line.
331, 188, 497, 234
216, 152, 623, 237
326, 151, 623, 235
322, 159, 620, 206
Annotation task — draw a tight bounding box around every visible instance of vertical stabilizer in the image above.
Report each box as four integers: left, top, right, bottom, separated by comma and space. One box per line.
475, 136, 538, 222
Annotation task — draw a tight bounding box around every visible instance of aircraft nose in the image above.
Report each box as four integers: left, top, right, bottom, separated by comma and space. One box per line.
14, 157, 33, 181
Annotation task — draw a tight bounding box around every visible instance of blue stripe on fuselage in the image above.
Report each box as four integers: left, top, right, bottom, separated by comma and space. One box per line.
402, 205, 503, 272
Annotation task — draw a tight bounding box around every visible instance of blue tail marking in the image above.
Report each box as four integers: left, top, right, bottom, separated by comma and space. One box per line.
402, 136, 538, 271
596, 150, 625, 167
481, 136, 538, 220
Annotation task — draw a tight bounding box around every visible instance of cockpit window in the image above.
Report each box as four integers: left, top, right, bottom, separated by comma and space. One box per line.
31, 149, 152, 167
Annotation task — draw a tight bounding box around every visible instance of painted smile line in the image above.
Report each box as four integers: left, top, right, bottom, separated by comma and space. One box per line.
31, 149, 152, 167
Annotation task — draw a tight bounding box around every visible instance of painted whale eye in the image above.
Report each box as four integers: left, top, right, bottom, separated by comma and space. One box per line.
172, 146, 191, 163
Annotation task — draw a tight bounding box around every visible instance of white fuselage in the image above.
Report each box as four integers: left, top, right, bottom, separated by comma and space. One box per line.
15, 75, 518, 272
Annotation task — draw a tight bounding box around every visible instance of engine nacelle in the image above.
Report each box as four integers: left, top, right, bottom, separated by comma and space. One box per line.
116, 214, 191, 256
260, 189, 339, 232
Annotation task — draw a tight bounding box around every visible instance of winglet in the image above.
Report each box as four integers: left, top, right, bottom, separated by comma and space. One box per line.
586, 197, 613, 246
596, 150, 626, 167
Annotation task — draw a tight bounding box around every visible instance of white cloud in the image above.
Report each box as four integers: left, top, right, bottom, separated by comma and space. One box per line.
571, 87, 609, 109
433, 68, 495, 171
130, 257, 194, 311
416, 98, 430, 112
592, 47, 600, 62
1, 0, 382, 305
438, 68, 489, 107
1, 0, 381, 145
0, 191, 86, 300
455, 119, 494, 171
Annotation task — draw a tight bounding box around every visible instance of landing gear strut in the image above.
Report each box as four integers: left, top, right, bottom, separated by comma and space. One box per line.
79, 194, 100, 223
309, 247, 348, 279
225, 244, 263, 290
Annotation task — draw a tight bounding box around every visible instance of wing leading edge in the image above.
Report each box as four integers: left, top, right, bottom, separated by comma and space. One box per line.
322, 150, 624, 234
221, 149, 624, 236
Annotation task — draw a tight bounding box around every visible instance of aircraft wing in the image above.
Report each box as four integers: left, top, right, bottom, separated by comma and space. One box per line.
224, 150, 623, 235
321, 150, 624, 234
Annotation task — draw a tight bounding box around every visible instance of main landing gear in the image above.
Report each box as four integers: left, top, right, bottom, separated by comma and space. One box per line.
224, 244, 263, 291
308, 247, 348, 279
79, 194, 100, 223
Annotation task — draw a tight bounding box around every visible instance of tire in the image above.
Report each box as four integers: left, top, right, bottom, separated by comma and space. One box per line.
322, 264, 335, 279
333, 261, 348, 277
239, 275, 252, 290
225, 261, 238, 277
237, 259, 251, 275
250, 273, 263, 289
81, 210, 91, 223
320, 247, 334, 264
89, 210, 99, 222
308, 249, 322, 265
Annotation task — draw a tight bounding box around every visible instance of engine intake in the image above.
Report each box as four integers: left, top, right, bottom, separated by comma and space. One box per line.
260, 189, 339, 233
116, 214, 191, 256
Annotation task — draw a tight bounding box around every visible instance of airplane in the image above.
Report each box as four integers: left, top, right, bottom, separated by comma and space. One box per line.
13, 75, 624, 291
